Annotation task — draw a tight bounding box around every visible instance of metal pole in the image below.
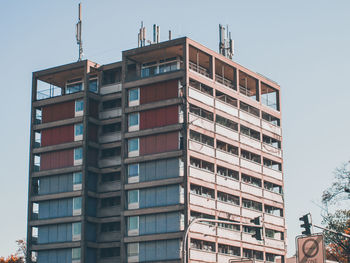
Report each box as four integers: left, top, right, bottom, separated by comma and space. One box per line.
312, 223, 350, 239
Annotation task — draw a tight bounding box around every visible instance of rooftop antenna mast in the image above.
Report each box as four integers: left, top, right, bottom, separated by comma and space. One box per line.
76, 3, 83, 61
219, 24, 234, 59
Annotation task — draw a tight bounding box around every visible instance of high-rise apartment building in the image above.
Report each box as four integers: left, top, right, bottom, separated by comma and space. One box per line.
27, 37, 285, 263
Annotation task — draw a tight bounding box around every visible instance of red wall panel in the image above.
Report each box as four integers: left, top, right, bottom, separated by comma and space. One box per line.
41, 125, 74, 147
140, 79, 178, 104
42, 101, 75, 123
40, 149, 73, 170
140, 132, 178, 155
89, 99, 99, 118
140, 105, 178, 130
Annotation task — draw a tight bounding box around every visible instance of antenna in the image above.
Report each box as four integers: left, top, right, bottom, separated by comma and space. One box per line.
153, 24, 160, 44
219, 24, 234, 59
76, 3, 83, 61
138, 22, 146, 47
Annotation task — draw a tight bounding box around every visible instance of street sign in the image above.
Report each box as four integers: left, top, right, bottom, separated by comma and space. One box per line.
296, 234, 325, 263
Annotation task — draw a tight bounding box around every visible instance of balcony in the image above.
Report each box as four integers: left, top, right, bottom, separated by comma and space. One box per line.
216, 201, 240, 215
262, 143, 282, 158
189, 87, 214, 106
242, 232, 263, 245
189, 140, 215, 157
265, 238, 285, 250
240, 135, 261, 149
240, 110, 260, 127
98, 231, 121, 242
189, 113, 214, 131
189, 61, 210, 78
98, 206, 121, 217
99, 132, 121, 144
189, 193, 215, 209
98, 181, 121, 192
240, 159, 261, 173
216, 175, 240, 190
99, 108, 122, 120
217, 227, 241, 240
263, 190, 283, 203
262, 167, 282, 180
218, 254, 241, 263
36, 86, 62, 101
215, 74, 235, 90
264, 214, 284, 226
241, 183, 262, 197
215, 100, 238, 117
190, 249, 216, 263
100, 83, 122, 95
191, 222, 216, 236
262, 120, 282, 136
99, 156, 121, 168
215, 124, 239, 141
241, 207, 262, 218
216, 150, 239, 165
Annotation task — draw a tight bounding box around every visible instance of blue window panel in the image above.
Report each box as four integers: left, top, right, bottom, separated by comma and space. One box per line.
128, 138, 139, 152
50, 176, 59, 193
155, 159, 166, 180
37, 251, 49, 263
58, 199, 69, 217
49, 250, 57, 263
75, 100, 84, 112
167, 185, 179, 205
156, 240, 166, 260
156, 213, 167, 233
128, 113, 139, 126
166, 239, 180, 259
86, 248, 97, 263
74, 148, 83, 160
57, 249, 67, 263
38, 226, 48, 244
156, 187, 167, 206
167, 158, 179, 178
129, 89, 139, 102
75, 123, 83, 136
167, 212, 180, 233
48, 225, 58, 243
39, 202, 49, 219
86, 222, 96, 242
40, 177, 50, 195
87, 197, 97, 217
145, 215, 156, 234
128, 164, 139, 177
49, 200, 59, 218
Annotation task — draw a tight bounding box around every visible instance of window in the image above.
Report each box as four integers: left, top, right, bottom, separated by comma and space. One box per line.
263, 158, 282, 171
66, 79, 83, 94
127, 243, 139, 257
102, 123, 120, 134
189, 104, 213, 121
242, 198, 262, 211
190, 157, 214, 172
75, 100, 84, 115
101, 222, 120, 232
216, 114, 238, 131
262, 112, 280, 126
189, 130, 214, 146
190, 239, 215, 252
218, 244, 240, 256
240, 101, 260, 117
101, 172, 120, 183
261, 82, 279, 111
217, 166, 239, 180
216, 140, 238, 155
190, 79, 213, 96
74, 123, 83, 138
240, 125, 260, 140
128, 190, 139, 209
241, 149, 261, 164
73, 172, 82, 190
190, 211, 215, 225
72, 222, 81, 240
89, 78, 98, 93
101, 148, 120, 159
264, 181, 283, 194
73, 197, 82, 215
263, 135, 281, 149
216, 90, 237, 107
242, 174, 262, 188
218, 218, 240, 231
72, 248, 81, 261
128, 216, 139, 235
265, 205, 283, 217
128, 88, 139, 106
190, 184, 215, 199
102, 99, 121, 110
243, 248, 263, 260
74, 148, 83, 165
128, 138, 139, 156
217, 192, 240, 205
128, 164, 139, 177
128, 113, 139, 131
101, 248, 120, 258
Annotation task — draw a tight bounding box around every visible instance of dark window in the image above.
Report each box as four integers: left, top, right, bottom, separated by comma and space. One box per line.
241, 149, 261, 164
263, 135, 281, 148
102, 123, 121, 134
263, 158, 282, 171
216, 140, 238, 155
262, 112, 280, 126
190, 79, 213, 96
240, 101, 260, 117
217, 166, 239, 180
101, 148, 120, 158
101, 172, 121, 183
190, 157, 214, 172
218, 243, 240, 256
189, 104, 213, 121
242, 173, 262, 187
241, 125, 260, 140
190, 130, 214, 146
101, 222, 120, 232
100, 197, 120, 208
102, 68, 121, 85
215, 91, 237, 107
242, 198, 262, 211
217, 192, 240, 205
190, 184, 215, 199
216, 115, 238, 131
102, 99, 121, 110
100, 247, 120, 258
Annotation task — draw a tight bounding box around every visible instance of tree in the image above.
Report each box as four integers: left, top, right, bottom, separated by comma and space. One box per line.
0, 255, 24, 263
321, 162, 350, 263
0, 239, 26, 263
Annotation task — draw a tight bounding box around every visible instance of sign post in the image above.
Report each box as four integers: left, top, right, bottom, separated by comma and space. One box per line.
296, 234, 325, 263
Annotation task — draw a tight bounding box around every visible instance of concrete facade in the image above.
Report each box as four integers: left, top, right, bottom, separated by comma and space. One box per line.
27, 37, 286, 263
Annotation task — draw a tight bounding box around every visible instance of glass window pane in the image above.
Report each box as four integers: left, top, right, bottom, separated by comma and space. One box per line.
72, 248, 81, 260
73, 172, 82, 184
128, 139, 139, 152
128, 164, 139, 177
74, 148, 83, 160
128, 190, 139, 204
89, 79, 98, 93
129, 89, 139, 102
75, 123, 83, 136
73, 222, 81, 235
73, 197, 82, 210
67, 82, 83, 94
128, 113, 139, 126
128, 216, 139, 230
127, 243, 139, 257
75, 100, 84, 112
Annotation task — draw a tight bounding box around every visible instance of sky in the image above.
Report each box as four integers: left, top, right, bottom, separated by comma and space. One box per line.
0, 0, 349, 258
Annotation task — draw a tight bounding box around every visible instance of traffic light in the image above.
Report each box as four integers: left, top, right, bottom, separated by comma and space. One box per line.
250, 216, 262, 241
299, 214, 311, 235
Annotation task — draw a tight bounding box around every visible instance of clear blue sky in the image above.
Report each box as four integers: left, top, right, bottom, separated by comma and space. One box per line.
1, 0, 349, 258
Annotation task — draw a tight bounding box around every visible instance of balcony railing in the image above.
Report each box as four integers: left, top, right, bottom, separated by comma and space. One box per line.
189, 61, 210, 78
36, 87, 62, 101
215, 74, 235, 90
